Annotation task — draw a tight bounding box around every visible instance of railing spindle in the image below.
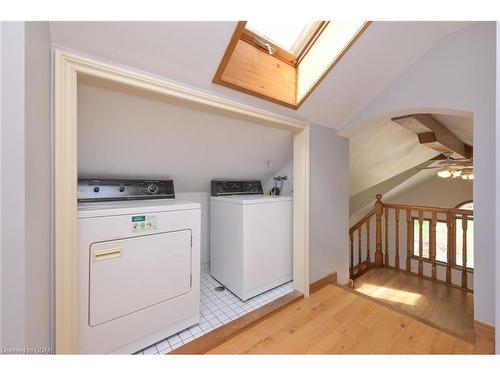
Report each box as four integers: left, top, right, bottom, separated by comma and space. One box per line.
406, 208, 411, 272
446, 212, 452, 284
418, 211, 424, 276
430, 212, 437, 279
395, 208, 400, 270
366, 219, 371, 266
462, 214, 468, 288
350, 232, 353, 277
358, 228, 362, 269
349, 200, 473, 288
374, 194, 384, 267
384, 207, 389, 266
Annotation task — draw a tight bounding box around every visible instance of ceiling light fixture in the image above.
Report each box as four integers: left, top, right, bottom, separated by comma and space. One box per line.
437, 167, 473, 180
461, 170, 474, 180
437, 169, 452, 178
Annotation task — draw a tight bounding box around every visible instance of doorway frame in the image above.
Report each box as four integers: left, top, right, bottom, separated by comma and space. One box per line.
54, 50, 310, 354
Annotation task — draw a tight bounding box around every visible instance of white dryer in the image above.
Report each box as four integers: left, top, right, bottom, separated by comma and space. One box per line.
77, 179, 200, 354
210, 180, 292, 301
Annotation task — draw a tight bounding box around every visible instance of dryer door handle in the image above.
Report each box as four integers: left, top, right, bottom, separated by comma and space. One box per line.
93, 248, 122, 262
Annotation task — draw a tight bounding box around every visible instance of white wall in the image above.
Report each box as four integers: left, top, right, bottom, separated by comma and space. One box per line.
262, 160, 293, 196
351, 171, 473, 224
1, 21, 27, 350
496, 21, 500, 352
385, 174, 473, 209
309, 124, 350, 284
77, 77, 293, 267
342, 22, 496, 326
24, 21, 51, 350
0, 21, 51, 352
0, 21, 3, 347
176, 192, 210, 265
77, 78, 293, 192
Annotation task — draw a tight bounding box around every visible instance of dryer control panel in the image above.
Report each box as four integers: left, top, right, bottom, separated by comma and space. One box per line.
211, 180, 263, 197
78, 179, 175, 202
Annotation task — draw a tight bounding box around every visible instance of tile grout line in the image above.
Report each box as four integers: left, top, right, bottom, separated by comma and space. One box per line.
137, 269, 293, 354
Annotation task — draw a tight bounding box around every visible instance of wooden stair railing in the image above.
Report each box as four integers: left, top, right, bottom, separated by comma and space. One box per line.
349, 209, 375, 278
349, 194, 474, 291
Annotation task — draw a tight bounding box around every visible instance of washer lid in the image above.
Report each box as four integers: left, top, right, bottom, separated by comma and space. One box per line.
78, 199, 200, 218
210, 194, 292, 205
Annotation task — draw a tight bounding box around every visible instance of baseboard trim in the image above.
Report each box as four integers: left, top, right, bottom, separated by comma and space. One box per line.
309, 272, 337, 294
474, 320, 495, 342
169, 290, 303, 354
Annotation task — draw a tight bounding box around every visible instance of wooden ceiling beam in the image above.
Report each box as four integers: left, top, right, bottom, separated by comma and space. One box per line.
391, 114, 473, 159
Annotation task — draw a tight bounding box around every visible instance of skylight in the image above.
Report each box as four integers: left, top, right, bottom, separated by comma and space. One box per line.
245, 21, 321, 57
213, 21, 370, 109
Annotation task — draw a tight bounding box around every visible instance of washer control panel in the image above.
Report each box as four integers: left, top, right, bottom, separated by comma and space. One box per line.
211, 180, 263, 197
78, 179, 175, 202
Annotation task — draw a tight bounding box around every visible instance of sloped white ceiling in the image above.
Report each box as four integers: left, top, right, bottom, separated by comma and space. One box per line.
49, 21, 473, 129
348, 118, 438, 195
347, 113, 473, 196
77, 78, 293, 192
51, 21, 475, 195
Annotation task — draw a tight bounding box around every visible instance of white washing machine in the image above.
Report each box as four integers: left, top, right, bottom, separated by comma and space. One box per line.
77, 179, 200, 354
210, 180, 292, 301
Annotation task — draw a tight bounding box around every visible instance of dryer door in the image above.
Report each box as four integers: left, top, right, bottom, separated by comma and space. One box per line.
89, 229, 192, 327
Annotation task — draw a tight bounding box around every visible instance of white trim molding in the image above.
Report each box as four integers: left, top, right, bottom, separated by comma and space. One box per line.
54, 50, 310, 354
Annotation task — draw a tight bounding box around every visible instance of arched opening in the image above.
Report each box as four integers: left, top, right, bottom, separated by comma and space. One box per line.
345, 107, 475, 341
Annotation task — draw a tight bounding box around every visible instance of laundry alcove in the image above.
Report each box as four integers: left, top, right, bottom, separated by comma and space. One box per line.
54, 51, 310, 353
78, 76, 294, 267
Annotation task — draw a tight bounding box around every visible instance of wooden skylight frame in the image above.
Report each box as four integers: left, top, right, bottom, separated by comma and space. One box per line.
213, 21, 371, 109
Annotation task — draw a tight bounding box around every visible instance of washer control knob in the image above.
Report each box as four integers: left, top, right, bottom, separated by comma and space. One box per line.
119, 186, 125, 192
93, 186, 100, 193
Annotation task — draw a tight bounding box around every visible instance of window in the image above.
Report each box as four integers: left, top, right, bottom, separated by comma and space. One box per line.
456, 201, 473, 210
411, 212, 473, 269
413, 219, 430, 258
245, 21, 322, 58
412, 218, 448, 263
435, 222, 448, 262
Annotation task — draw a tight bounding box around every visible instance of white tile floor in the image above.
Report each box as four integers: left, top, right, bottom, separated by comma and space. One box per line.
136, 269, 293, 355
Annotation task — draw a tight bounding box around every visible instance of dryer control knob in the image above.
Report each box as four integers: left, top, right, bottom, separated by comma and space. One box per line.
148, 184, 158, 194
93, 186, 100, 193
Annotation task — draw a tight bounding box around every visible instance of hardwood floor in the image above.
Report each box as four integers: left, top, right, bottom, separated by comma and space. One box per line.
206, 284, 493, 354
353, 268, 474, 341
